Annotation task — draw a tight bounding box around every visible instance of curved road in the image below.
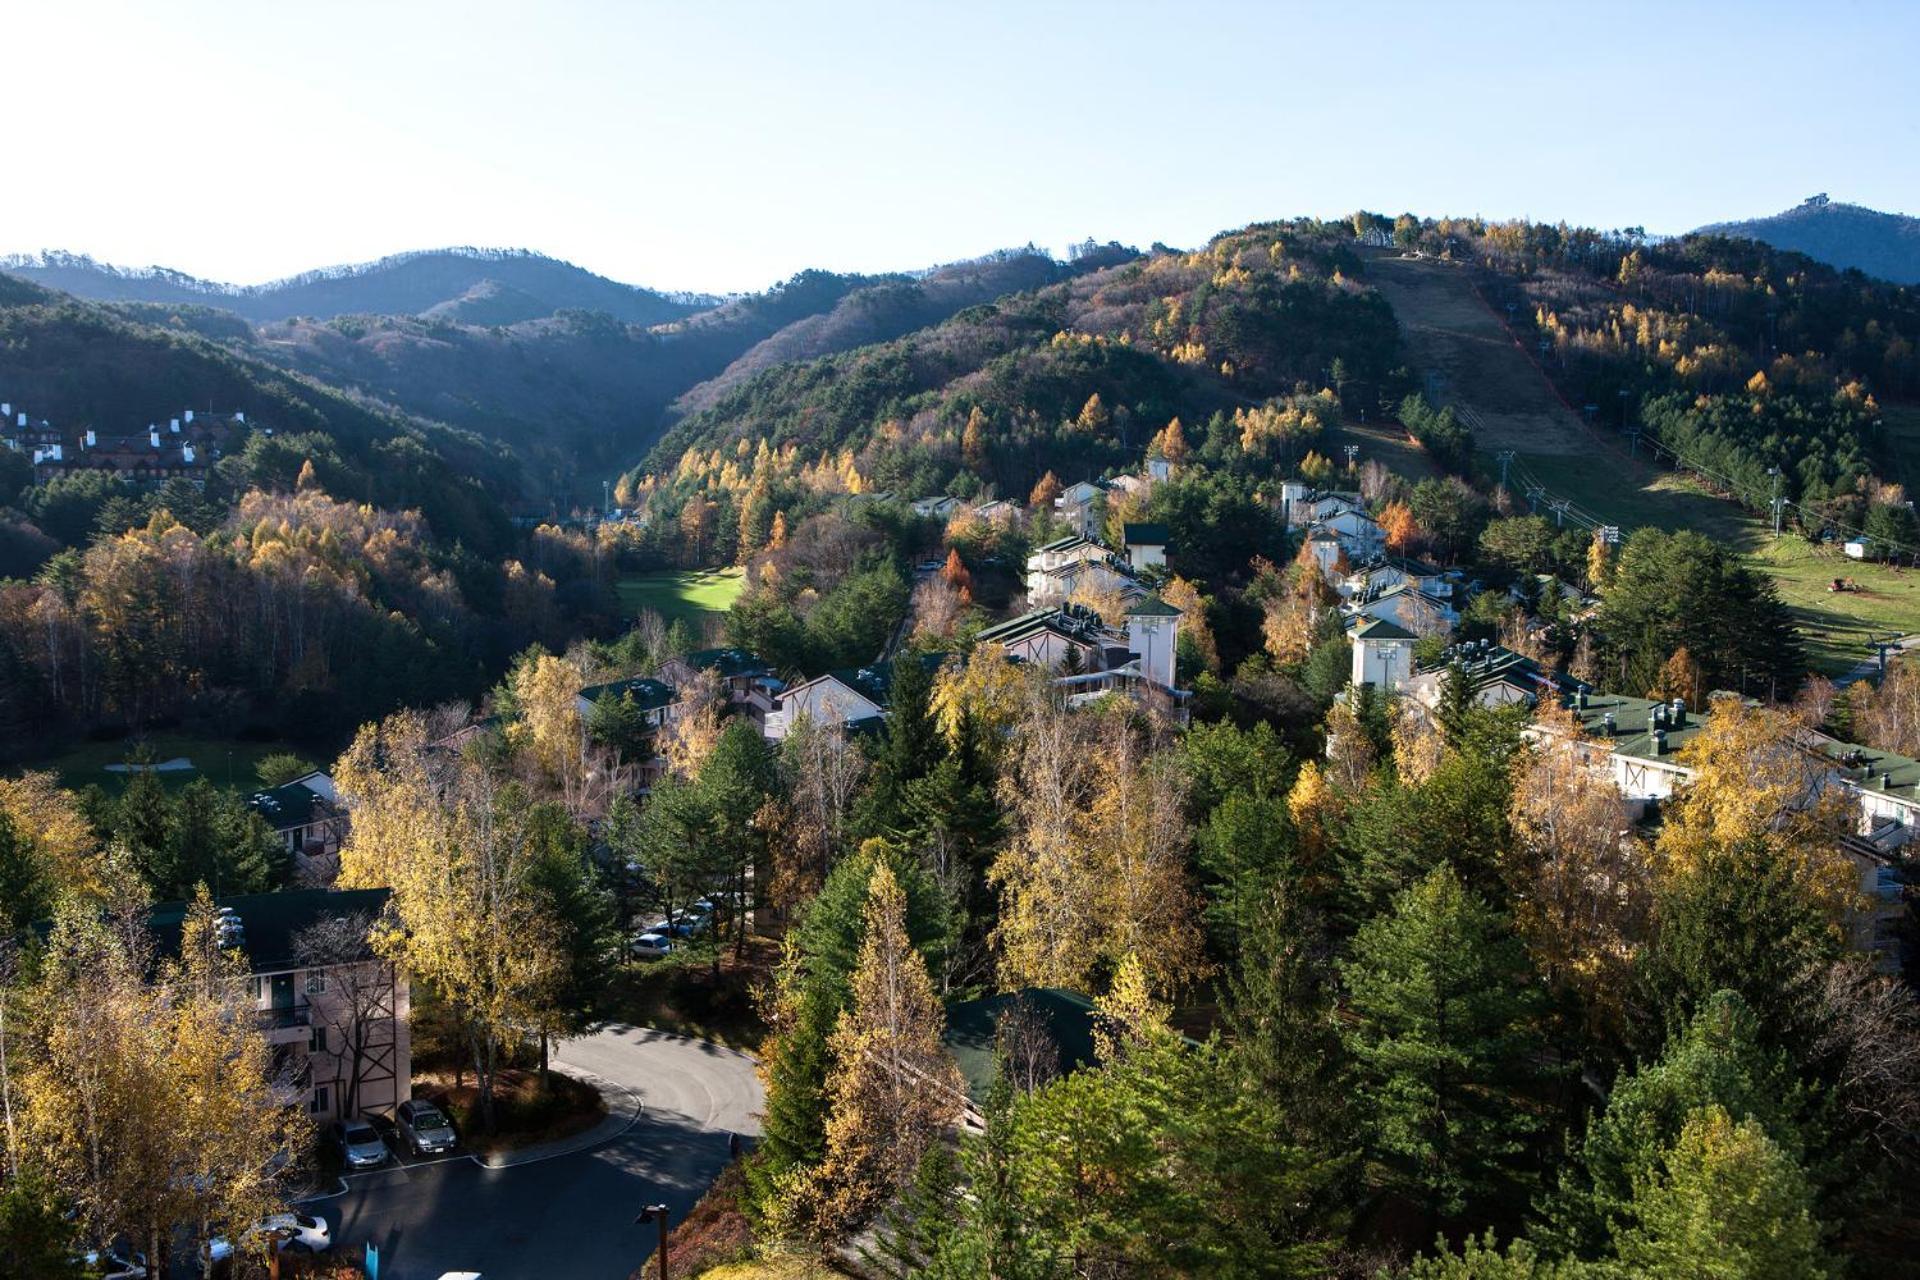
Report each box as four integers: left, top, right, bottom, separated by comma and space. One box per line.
318, 1026, 761, 1280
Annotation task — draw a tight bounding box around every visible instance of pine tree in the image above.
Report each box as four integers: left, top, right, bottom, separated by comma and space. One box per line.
1339, 865, 1552, 1233
803, 860, 962, 1236
1542, 990, 1810, 1261
1610, 1106, 1826, 1279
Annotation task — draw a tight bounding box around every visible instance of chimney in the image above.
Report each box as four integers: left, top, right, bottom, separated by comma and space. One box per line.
1651, 704, 1666, 729
169, 418, 180, 433
1670, 698, 1686, 727
1651, 728, 1667, 755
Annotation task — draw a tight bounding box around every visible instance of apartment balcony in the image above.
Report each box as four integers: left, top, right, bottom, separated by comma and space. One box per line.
259, 1005, 312, 1044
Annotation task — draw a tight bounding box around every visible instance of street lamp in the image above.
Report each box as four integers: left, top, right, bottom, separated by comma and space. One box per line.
638, 1204, 671, 1280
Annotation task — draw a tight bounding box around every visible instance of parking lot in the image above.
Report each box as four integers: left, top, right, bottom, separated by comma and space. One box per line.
305, 1027, 761, 1280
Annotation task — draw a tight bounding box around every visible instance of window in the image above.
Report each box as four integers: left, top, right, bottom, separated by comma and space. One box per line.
309, 1087, 328, 1116
304, 972, 327, 996
309, 1026, 328, 1053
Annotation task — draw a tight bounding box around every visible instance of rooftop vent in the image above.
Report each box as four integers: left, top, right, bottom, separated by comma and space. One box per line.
1671, 698, 1686, 727
1651, 728, 1668, 756
1603, 712, 1616, 736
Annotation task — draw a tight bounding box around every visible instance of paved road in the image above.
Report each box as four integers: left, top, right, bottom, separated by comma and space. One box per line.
316, 1026, 761, 1280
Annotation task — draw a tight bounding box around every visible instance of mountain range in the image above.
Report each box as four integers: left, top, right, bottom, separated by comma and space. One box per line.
0, 244, 1126, 501
0, 247, 709, 327
1696, 195, 1920, 285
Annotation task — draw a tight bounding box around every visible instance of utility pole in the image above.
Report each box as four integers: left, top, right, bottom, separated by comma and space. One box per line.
1495, 450, 1515, 490
1524, 486, 1544, 515
1343, 444, 1359, 472
1626, 429, 1641, 458
1548, 498, 1571, 528
1867, 636, 1901, 680
1767, 467, 1784, 537
638, 1204, 671, 1280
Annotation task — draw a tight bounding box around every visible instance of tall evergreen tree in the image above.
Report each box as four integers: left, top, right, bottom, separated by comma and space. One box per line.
1340, 865, 1553, 1237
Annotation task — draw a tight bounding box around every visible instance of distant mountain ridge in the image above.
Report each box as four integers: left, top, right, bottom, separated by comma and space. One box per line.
1696, 195, 1920, 285
0, 247, 712, 325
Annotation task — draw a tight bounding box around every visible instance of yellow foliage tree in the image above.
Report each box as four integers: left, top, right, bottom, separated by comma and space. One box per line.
1075, 392, 1111, 435
961, 406, 989, 473
512, 652, 587, 792
991, 703, 1206, 997
1161, 576, 1218, 673
802, 860, 962, 1237
0, 772, 110, 905
1648, 646, 1706, 709
1029, 470, 1063, 510
930, 643, 1033, 746
1150, 417, 1188, 465
1655, 698, 1859, 920
1380, 500, 1420, 554
1506, 699, 1647, 1028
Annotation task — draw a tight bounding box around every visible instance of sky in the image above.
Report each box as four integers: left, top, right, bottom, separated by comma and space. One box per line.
7, 0, 1917, 294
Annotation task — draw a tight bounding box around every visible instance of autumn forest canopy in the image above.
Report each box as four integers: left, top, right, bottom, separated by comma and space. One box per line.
0, 206, 1918, 1279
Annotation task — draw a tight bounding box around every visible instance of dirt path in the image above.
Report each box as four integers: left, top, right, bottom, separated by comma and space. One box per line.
1366, 253, 1594, 456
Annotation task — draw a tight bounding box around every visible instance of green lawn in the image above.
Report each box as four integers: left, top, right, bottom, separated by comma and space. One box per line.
1748, 536, 1920, 675
614, 567, 746, 625
21, 733, 312, 796
1483, 450, 1920, 676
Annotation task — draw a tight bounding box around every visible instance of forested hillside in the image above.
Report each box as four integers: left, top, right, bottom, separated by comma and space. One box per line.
0, 288, 633, 750
1700, 194, 1920, 285
1419, 212, 1920, 551
0, 246, 705, 325
628, 221, 1405, 541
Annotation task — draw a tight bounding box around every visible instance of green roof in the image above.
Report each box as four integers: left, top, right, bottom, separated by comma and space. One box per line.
1566, 691, 1706, 763
680, 647, 771, 679
943, 988, 1099, 1103
147, 888, 390, 974
580, 676, 675, 711
1352, 617, 1417, 641
247, 779, 320, 830
1125, 595, 1182, 618
1122, 522, 1170, 547
977, 604, 1114, 648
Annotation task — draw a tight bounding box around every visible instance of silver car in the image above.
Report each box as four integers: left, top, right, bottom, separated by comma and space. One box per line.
333, 1117, 389, 1169
396, 1099, 458, 1156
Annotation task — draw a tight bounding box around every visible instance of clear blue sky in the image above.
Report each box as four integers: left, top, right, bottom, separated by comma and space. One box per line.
10, 0, 1916, 294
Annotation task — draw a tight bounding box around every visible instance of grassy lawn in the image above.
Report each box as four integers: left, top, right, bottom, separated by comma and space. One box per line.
20, 732, 313, 796
1334, 420, 1445, 484
1748, 536, 1920, 674
1479, 452, 1920, 675
615, 567, 746, 626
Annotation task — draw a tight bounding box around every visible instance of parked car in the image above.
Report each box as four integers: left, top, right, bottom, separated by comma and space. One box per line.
205, 1212, 331, 1262
78, 1247, 145, 1278
631, 932, 674, 959
396, 1100, 458, 1156
332, 1117, 389, 1169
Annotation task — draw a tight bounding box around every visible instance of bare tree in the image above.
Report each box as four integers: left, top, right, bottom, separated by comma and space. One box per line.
1815, 958, 1920, 1171
293, 912, 399, 1122
994, 995, 1061, 1095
